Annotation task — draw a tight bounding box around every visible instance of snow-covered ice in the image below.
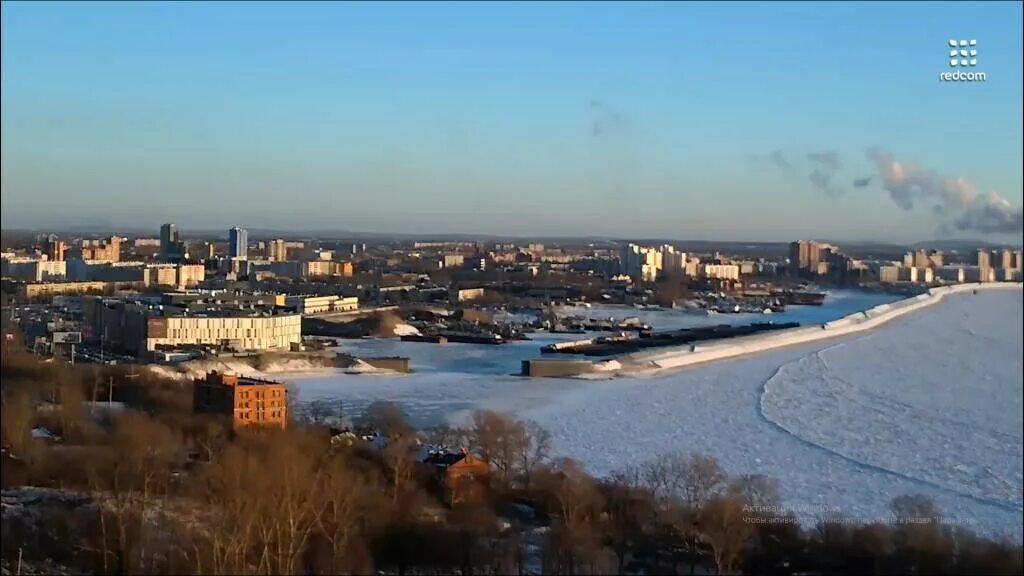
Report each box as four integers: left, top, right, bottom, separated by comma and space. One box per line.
288, 288, 1023, 539
392, 323, 421, 337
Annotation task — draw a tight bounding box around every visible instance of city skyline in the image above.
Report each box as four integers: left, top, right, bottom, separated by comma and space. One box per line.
2, 1, 1023, 242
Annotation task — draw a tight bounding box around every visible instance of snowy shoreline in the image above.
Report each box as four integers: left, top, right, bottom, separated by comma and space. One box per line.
614, 283, 1023, 376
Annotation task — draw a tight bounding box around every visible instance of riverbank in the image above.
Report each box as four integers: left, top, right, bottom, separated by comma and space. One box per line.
146, 350, 345, 380
606, 282, 1022, 376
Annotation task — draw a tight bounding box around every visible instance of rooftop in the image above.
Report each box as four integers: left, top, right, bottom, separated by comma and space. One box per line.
205, 371, 287, 388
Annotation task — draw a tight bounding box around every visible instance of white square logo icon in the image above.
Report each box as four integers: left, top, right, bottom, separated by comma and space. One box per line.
948, 39, 977, 67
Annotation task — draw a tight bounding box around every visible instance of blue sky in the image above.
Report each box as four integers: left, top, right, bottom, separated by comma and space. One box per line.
2, 1, 1022, 242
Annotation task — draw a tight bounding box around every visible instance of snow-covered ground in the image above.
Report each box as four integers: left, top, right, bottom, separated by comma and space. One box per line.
288, 288, 1023, 539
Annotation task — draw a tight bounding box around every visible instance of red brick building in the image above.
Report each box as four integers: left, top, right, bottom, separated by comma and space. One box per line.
193, 371, 288, 430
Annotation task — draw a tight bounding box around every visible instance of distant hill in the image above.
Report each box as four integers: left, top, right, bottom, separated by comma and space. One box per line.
909, 239, 1022, 251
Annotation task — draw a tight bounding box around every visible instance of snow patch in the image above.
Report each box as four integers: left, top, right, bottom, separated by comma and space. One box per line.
344, 359, 402, 376
393, 323, 421, 337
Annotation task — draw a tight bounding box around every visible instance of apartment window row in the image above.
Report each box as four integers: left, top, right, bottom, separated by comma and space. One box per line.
238, 389, 285, 399
238, 410, 284, 420
237, 399, 285, 409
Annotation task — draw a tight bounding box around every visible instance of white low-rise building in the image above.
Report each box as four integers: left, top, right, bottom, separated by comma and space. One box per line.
701, 264, 740, 281
145, 313, 301, 352
1, 258, 67, 282
285, 295, 359, 314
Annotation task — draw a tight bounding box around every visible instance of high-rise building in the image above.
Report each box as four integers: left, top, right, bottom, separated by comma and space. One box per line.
160, 223, 178, 254
620, 243, 665, 281
977, 249, 992, 282
46, 237, 66, 261
997, 248, 1013, 270
913, 249, 930, 269
976, 249, 991, 268
902, 251, 915, 268
79, 236, 122, 262
159, 223, 186, 261
661, 246, 688, 278
789, 240, 827, 275
266, 238, 287, 262
229, 227, 248, 260
789, 241, 809, 273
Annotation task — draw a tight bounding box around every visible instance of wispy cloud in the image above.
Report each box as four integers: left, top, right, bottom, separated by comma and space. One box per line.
589, 99, 627, 139
752, 149, 844, 195
806, 150, 845, 196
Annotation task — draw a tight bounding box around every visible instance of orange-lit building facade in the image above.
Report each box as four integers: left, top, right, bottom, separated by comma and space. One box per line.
79, 236, 122, 261
193, 371, 288, 430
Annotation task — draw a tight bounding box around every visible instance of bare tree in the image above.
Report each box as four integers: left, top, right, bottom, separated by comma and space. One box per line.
422, 423, 470, 452
643, 453, 727, 511
601, 469, 657, 574
678, 454, 727, 511
379, 433, 422, 512
727, 473, 780, 509
313, 458, 383, 574
890, 494, 941, 524
516, 419, 551, 490
470, 410, 522, 489
185, 414, 230, 463
699, 494, 755, 575
536, 458, 606, 575
468, 410, 551, 490
1, 391, 33, 457
359, 401, 413, 440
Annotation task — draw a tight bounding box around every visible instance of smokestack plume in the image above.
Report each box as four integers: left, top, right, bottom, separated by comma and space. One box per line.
861, 147, 1023, 235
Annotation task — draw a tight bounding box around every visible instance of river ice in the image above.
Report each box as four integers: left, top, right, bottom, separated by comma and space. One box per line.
290, 289, 1023, 539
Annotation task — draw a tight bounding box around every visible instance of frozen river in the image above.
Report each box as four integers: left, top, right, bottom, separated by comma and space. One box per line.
292, 290, 901, 423
289, 288, 1024, 539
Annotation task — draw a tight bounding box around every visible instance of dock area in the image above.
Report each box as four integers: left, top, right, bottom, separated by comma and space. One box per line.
540, 322, 800, 357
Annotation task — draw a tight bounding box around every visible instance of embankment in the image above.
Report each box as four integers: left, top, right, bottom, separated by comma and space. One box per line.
148, 350, 346, 380
618, 282, 1022, 374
